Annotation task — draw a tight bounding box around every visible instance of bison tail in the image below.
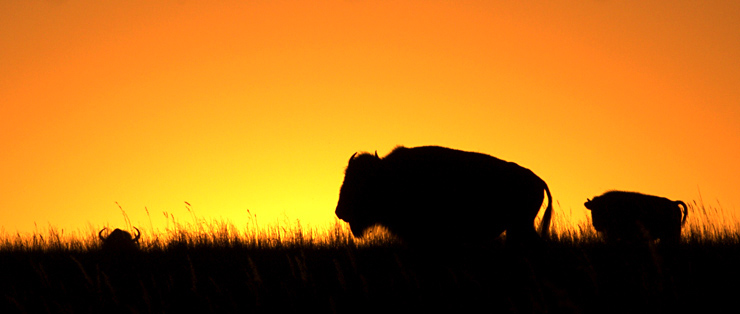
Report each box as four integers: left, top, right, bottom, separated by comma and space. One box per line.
677, 201, 689, 226
538, 183, 554, 239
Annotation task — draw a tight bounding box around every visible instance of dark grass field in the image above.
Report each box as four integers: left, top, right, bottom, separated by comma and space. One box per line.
2, 202, 739, 313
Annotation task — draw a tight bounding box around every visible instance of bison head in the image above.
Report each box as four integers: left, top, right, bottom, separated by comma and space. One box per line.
584, 197, 597, 210
584, 196, 612, 231
99, 227, 141, 251
335, 151, 382, 237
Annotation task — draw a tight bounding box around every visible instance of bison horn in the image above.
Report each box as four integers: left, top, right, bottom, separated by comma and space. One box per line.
132, 227, 141, 242
98, 228, 108, 241
349, 152, 357, 163
374, 150, 379, 158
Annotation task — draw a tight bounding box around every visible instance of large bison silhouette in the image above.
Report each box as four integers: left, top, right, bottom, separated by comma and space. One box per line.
335, 146, 553, 245
585, 191, 688, 245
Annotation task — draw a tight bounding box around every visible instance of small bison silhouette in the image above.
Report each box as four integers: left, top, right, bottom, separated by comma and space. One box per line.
585, 191, 688, 245
99, 227, 141, 251
335, 145, 553, 246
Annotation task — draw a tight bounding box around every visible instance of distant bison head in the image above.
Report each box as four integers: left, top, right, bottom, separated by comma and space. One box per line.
99, 227, 141, 251
585, 191, 688, 245
335, 145, 553, 246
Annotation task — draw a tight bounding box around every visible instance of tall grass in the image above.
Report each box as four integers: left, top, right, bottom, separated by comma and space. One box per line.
684, 198, 740, 243
0, 206, 398, 252
0, 224, 101, 252
1, 201, 738, 314
1, 199, 737, 252
540, 201, 602, 244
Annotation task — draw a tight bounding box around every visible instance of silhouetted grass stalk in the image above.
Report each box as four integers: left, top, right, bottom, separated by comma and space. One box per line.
684, 198, 740, 243
1, 199, 737, 251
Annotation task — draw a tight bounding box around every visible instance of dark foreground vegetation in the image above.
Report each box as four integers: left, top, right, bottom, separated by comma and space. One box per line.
2, 233, 739, 313
2, 202, 739, 313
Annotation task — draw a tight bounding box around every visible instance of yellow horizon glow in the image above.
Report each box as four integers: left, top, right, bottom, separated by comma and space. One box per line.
1, 1, 739, 235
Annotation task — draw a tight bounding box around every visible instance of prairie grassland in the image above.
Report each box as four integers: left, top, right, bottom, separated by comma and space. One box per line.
3, 198, 735, 252
0, 200, 738, 313
0, 215, 397, 253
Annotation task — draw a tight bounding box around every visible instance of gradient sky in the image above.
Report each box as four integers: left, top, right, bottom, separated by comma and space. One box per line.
2, 1, 739, 235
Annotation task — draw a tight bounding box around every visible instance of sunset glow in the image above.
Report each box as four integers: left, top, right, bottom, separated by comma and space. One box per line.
2, 1, 739, 235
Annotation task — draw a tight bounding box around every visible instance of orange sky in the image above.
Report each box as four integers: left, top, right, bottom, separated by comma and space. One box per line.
1, 1, 739, 235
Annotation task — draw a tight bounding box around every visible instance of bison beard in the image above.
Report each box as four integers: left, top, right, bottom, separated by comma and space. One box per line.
335, 145, 553, 246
